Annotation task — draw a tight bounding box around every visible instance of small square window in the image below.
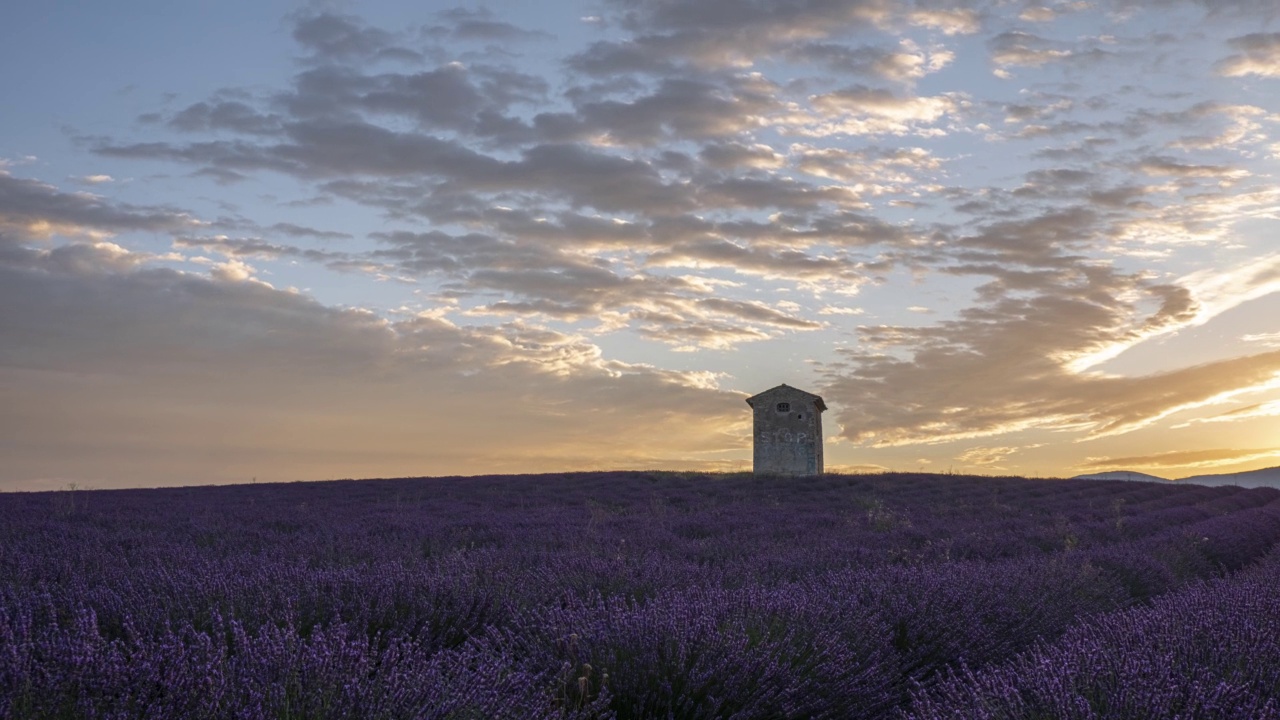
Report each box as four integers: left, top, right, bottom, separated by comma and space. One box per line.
776, 402, 790, 412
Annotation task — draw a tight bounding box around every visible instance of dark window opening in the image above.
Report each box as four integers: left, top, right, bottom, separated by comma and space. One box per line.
776, 402, 790, 412
798, 413, 803, 419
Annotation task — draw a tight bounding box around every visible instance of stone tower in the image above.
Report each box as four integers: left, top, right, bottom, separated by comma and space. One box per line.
746, 384, 826, 475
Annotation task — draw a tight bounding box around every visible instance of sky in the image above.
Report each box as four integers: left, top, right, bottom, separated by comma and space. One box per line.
3, 0, 1280, 491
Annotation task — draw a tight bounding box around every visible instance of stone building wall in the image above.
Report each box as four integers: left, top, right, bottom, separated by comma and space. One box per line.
748, 385, 824, 475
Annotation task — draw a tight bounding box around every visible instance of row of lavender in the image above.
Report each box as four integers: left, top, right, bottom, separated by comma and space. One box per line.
906, 546, 1280, 719
2, 472, 1279, 718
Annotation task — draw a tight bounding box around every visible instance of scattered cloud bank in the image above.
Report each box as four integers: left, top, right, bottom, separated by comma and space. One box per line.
1216, 32, 1280, 77
1081, 448, 1280, 471
0, 172, 749, 487
4, 0, 1280, 484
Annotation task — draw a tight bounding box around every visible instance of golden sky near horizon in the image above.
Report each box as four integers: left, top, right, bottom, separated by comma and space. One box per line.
3, 0, 1280, 490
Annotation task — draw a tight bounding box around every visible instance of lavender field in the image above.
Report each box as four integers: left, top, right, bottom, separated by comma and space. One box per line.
3, 471, 1280, 719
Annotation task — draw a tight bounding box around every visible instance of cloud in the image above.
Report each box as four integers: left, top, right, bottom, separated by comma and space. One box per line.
1000, 92, 1074, 125
807, 86, 960, 136
788, 40, 952, 83
1216, 32, 1280, 77
268, 222, 353, 240
987, 29, 1114, 76
694, 297, 823, 330
647, 237, 865, 283
818, 305, 864, 315
0, 170, 197, 241
567, 0, 975, 74
566, 38, 683, 76
546, 76, 781, 145
291, 12, 422, 64
1173, 400, 1280, 428
1134, 156, 1249, 180
1243, 331, 1280, 347
699, 142, 785, 169
791, 144, 941, 187
989, 30, 1073, 68
1116, 0, 1279, 13
605, 0, 980, 42
0, 225, 748, 488
1175, 255, 1280, 330
819, 240, 1280, 448
364, 226, 828, 347
274, 62, 546, 137
100, 128, 697, 215
1019, 6, 1058, 23
636, 320, 772, 351
827, 328, 1280, 449
174, 235, 384, 276
169, 100, 283, 135
433, 7, 552, 42
204, 255, 259, 283
819, 271, 1280, 443
1080, 448, 1280, 471
906, 8, 980, 35
956, 446, 1019, 466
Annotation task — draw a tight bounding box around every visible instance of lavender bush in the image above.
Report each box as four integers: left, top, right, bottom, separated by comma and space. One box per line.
905, 548, 1280, 719
2, 471, 1278, 718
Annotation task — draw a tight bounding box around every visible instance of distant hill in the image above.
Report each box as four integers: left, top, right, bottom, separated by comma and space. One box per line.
1070, 471, 1171, 483
1072, 466, 1280, 489
1177, 466, 1280, 489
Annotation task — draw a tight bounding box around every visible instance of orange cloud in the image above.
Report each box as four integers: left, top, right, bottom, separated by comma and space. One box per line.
1080, 448, 1280, 471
